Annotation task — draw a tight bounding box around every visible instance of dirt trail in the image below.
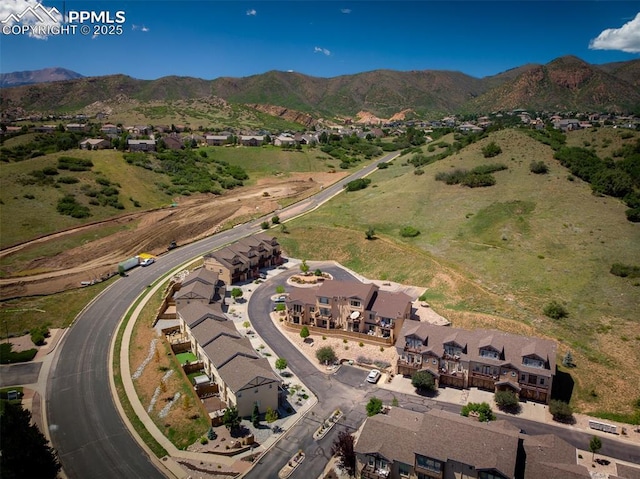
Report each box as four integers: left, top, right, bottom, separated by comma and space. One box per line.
0, 173, 337, 299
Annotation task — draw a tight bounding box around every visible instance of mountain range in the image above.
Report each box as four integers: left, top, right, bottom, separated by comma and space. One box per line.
0, 67, 83, 88
1, 56, 639, 120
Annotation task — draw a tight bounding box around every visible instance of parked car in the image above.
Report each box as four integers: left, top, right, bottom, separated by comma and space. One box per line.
167, 240, 178, 251
259, 272, 267, 279
274, 295, 287, 303
366, 369, 381, 384
140, 258, 155, 267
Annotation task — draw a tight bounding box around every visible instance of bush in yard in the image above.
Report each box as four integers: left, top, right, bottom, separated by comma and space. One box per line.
461, 402, 495, 422
231, 287, 243, 302
252, 402, 260, 427
544, 301, 568, 320
276, 285, 286, 294
260, 221, 270, 229
494, 390, 519, 412
222, 406, 241, 431
316, 346, 337, 365
549, 400, 574, 423
265, 407, 278, 423
366, 397, 383, 416
271, 215, 280, 224
0, 343, 37, 364
300, 326, 310, 339
275, 358, 288, 372
411, 370, 435, 392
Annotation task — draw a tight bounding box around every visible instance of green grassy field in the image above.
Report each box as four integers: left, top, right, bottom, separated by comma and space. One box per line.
279, 128, 640, 416
0, 145, 341, 248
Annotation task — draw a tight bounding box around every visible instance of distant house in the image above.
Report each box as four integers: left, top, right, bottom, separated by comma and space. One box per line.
284, 279, 412, 344
34, 125, 57, 133
274, 135, 296, 147
162, 134, 184, 150
396, 323, 557, 403
458, 123, 483, 133
66, 123, 88, 132
553, 119, 580, 131
100, 124, 120, 135
239, 135, 264, 146
127, 139, 156, 152
79, 138, 111, 150
354, 407, 590, 479
203, 233, 282, 285
206, 134, 231, 146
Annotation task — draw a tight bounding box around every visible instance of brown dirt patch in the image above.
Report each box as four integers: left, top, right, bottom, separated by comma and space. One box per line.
0, 174, 336, 299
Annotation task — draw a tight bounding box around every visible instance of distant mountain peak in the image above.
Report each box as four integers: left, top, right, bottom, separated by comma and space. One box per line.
0, 67, 84, 88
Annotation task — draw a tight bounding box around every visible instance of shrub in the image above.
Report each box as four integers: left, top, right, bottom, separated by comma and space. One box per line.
414, 168, 425, 175
260, 221, 270, 229
200, 437, 208, 445
562, 351, 575, 368
529, 161, 549, 174
461, 402, 495, 422
494, 390, 519, 412
271, 215, 280, 224
300, 326, 310, 339
357, 356, 373, 365
57, 176, 79, 184
544, 301, 568, 320
358, 342, 364, 347
366, 397, 383, 416
0, 343, 37, 364
610, 263, 640, 278
549, 400, 573, 423
344, 178, 371, 192
400, 226, 420, 237
626, 208, 640, 222
265, 407, 278, 423
373, 360, 391, 370
411, 370, 435, 392
462, 173, 496, 188
56, 195, 90, 218
481, 141, 502, 158
316, 346, 337, 365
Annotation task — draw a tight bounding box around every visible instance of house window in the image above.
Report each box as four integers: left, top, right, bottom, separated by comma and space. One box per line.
522, 356, 544, 368
521, 373, 526, 382
398, 462, 411, 477
293, 304, 302, 313
350, 300, 361, 308
479, 348, 499, 359
479, 471, 507, 479
432, 359, 437, 364
416, 455, 442, 473
368, 456, 375, 467
319, 297, 330, 305
539, 377, 545, 386
319, 308, 331, 316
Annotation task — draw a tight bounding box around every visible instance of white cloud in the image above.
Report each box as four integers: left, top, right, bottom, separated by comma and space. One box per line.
341, 8, 351, 14
589, 13, 640, 53
314, 46, 331, 56
246, 9, 257, 16
141, 26, 149, 32
0, 0, 63, 39
132, 24, 149, 32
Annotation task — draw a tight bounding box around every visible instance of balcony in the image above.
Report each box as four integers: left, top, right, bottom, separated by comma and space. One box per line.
519, 382, 550, 394
470, 370, 498, 380
360, 465, 390, 479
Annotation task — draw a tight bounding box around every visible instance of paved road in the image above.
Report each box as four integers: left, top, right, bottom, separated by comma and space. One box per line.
0, 362, 41, 387
45, 153, 397, 478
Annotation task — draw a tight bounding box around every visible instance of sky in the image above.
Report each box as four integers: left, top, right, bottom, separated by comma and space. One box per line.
1, 0, 639, 80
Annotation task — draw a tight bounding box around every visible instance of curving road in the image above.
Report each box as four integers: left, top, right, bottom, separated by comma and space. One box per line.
46, 153, 398, 478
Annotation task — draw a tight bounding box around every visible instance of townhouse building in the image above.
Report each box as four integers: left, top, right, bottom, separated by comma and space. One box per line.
284, 280, 412, 343
355, 407, 590, 479
203, 233, 282, 285
396, 323, 556, 403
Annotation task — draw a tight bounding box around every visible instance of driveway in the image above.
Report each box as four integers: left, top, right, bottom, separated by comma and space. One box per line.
0, 362, 41, 387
